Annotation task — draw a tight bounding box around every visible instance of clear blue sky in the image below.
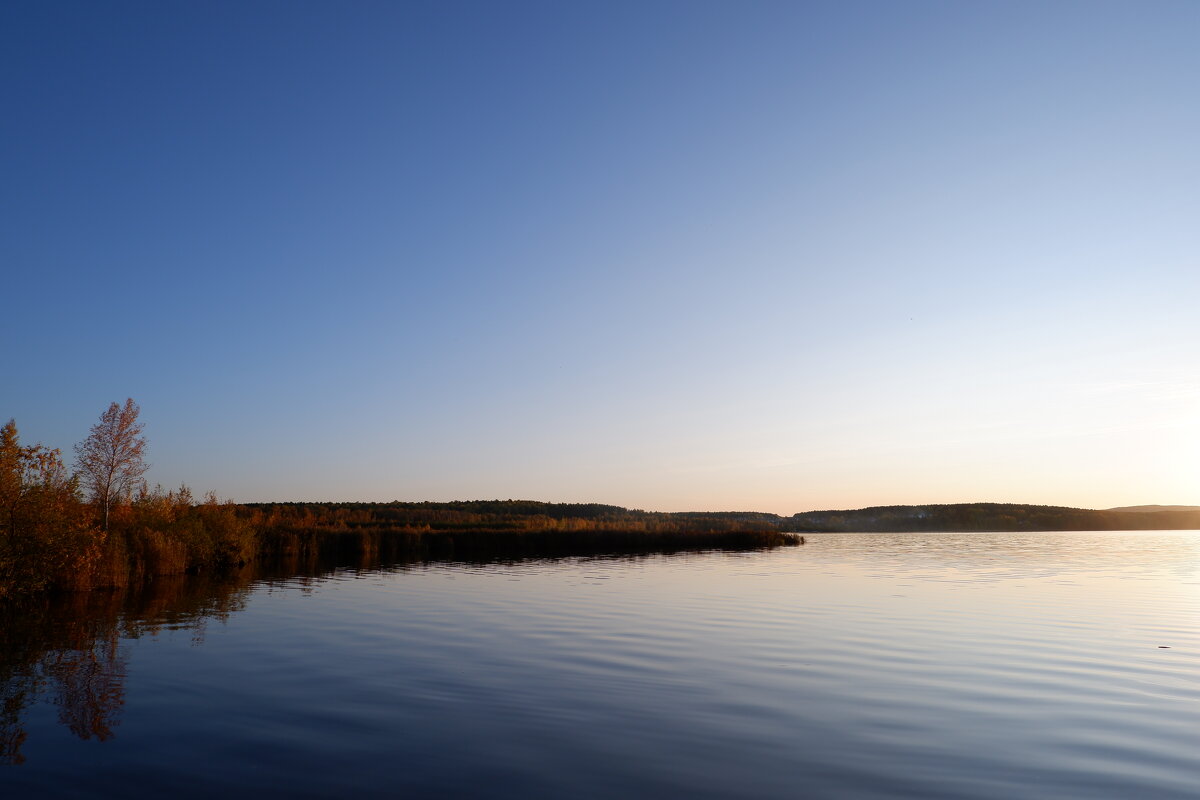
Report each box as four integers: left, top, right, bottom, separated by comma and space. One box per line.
3, 0, 1198, 513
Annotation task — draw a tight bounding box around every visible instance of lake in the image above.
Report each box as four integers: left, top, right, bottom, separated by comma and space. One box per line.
3, 531, 1198, 798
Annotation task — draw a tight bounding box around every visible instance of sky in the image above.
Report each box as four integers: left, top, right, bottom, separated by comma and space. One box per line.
2, 0, 1198, 514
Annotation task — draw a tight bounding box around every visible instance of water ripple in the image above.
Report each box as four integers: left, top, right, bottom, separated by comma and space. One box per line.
5, 531, 1200, 799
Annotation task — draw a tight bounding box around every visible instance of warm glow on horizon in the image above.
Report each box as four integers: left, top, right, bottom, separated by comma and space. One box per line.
3, 2, 1197, 514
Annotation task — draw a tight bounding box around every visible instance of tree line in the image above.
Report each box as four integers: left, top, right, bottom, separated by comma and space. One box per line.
1, 402, 798, 598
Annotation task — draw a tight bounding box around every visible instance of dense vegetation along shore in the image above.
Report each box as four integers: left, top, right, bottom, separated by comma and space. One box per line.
0, 402, 797, 598
0, 484, 801, 598
5, 400, 1198, 598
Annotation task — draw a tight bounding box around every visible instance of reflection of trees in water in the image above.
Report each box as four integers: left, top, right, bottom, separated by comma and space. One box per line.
1, 546, 749, 765
48, 629, 125, 743
1, 549, 423, 764
1, 599, 118, 765
2, 677, 33, 764
0, 568, 258, 765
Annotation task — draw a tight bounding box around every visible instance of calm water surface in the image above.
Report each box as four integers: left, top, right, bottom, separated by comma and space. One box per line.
3, 532, 1199, 798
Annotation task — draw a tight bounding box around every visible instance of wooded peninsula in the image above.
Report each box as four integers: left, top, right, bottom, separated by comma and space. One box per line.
4, 400, 1198, 598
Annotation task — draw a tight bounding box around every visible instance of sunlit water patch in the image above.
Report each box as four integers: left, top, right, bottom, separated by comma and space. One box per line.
3, 532, 1199, 798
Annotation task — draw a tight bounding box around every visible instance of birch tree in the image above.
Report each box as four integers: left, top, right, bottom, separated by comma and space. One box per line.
75, 399, 149, 531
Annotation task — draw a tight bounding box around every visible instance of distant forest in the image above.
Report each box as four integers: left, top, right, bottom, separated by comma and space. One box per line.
247, 500, 1200, 537
244, 500, 784, 536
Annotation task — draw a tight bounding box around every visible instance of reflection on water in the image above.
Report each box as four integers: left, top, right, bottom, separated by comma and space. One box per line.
0, 573, 251, 765
0, 551, 673, 767
2, 533, 1199, 798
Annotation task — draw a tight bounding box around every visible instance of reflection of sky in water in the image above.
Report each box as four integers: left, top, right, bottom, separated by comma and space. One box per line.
4, 532, 1199, 798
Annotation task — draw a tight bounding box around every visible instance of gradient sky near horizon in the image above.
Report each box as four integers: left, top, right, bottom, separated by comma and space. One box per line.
3, 0, 1198, 514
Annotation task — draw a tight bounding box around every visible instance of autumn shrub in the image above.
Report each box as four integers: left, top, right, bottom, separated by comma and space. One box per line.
194, 492, 257, 568
0, 421, 103, 597
116, 486, 257, 576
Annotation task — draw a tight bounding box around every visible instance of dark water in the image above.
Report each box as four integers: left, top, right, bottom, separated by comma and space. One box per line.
3, 532, 1199, 798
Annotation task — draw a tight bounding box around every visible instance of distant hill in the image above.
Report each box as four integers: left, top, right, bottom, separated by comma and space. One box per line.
1106, 505, 1200, 514
789, 503, 1200, 532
